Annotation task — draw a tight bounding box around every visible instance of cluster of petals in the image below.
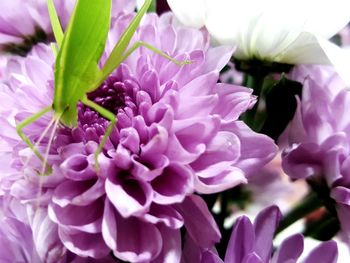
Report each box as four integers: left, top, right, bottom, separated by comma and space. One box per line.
281, 65, 350, 245
0, 196, 118, 262
182, 205, 338, 263
0, 10, 277, 262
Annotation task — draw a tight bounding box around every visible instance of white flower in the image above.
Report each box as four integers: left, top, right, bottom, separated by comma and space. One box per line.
167, 0, 350, 65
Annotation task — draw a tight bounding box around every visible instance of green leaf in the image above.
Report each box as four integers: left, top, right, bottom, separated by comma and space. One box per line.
260, 75, 302, 140
54, 0, 112, 126
47, 0, 64, 48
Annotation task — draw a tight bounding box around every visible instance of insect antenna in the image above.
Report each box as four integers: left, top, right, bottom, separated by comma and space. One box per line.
21, 115, 56, 175
39, 115, 60, 176
35, 115, 61, 208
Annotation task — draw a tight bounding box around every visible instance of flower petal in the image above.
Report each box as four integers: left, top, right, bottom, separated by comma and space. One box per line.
317, 38, 350, 86
302, 240, 338, 263
271, 234, 304, 263
151, 163, 193, 205
194, 166, 247, 194
144, 204, 184, 229
31, 208, 67, 263
106, 171, 152, 217
225, 216, 254, 263
58, 227, 110, 258
112, 214, 163, 262
60, 154, 96, 181
280, 32, 331, 64
302, 0, 350, 38
253, 205, 281, 263
152, 225, 181, 263
225, 121, 277, 175
175, 195, 221, 248
53, 179, 105, 207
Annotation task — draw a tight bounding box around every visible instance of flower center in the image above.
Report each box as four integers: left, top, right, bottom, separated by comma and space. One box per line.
74, 73, 137, 145
87, 75, 127, 114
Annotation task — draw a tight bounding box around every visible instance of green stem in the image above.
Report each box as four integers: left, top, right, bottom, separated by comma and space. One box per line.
215, 191, 231, 258
276, 191, 323, 235
241, 73, 266, 130
303, 213, 340, 240
244, 73, 265, 96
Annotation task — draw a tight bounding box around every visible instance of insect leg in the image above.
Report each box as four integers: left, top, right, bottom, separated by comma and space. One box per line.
100, 0, 153, 80
81, 96, 116, 171
121, 41, 191, 66
21, 116, 56, 176
50, 43, 58, 57
16, 106, 52, 164
47, 0, 64, 47
99, 40, 191, 86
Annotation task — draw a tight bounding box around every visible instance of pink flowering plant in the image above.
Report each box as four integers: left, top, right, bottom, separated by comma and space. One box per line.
1, 0, 350, 262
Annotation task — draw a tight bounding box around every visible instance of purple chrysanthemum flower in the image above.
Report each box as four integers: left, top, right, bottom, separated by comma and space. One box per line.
0, 11, 276, 262
281, 65, 350, 246
182, 205, 338, 263
0, 0, 136, 56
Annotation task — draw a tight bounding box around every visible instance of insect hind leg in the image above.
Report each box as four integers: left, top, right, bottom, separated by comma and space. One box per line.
16, 105, 53, 173
100, 40, 192, 84
81, 96, 116, 172
120, 41, 192, 66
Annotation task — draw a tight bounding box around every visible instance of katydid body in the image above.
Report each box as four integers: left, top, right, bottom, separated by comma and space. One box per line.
16, 0, 189, 174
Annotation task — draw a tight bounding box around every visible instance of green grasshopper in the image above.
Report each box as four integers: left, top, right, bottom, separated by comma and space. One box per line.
16, 0, 189, 174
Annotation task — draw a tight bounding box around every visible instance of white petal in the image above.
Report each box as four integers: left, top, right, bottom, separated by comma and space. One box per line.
301, 0, 350, 38
276, 32, 331, 64
205, 0, 255, 46
204, 0, 350, 63
205, 0, 304, 59
167, 0, 207, 28
242, 4, 306, 60
317, 38, 350, 86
